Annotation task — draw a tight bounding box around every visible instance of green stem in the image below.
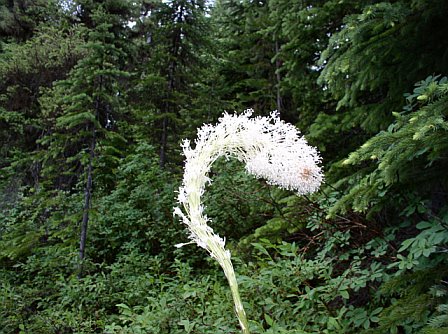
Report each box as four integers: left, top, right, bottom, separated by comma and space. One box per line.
229, 272, 250, 334
220, 256, 250, 334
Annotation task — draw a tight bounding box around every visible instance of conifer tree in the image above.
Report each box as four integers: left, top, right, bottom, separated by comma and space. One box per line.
35, 1, 131, 274
0, 0, 61, 42
0, 24, 87, 265
214, 0, 281, 116
316, 0, 448, 161
129, 0, 211, 167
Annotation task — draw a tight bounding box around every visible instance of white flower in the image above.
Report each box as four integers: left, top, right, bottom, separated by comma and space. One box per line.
173, 109, 323, 334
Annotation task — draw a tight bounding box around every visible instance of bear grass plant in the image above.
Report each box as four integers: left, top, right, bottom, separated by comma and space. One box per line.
173, 110, 323, 333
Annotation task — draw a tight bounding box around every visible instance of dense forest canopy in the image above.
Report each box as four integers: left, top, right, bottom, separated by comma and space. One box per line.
1, 0, 447, 333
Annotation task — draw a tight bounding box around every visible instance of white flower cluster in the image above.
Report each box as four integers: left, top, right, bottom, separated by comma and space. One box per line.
173, 109, 323, 334
174, 109, 323, 254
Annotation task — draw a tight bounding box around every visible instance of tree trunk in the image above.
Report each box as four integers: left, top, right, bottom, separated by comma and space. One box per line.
275, 39, 282, 114
159, 3, 184, 168
78, 127, 95, 278
159, 116, 168, 168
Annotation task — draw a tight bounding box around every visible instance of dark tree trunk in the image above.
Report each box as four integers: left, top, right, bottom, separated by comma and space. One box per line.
78, 126, 96, 278
159, 3, 184, 168
275, 39, 283, 114
159, 116, 168, 168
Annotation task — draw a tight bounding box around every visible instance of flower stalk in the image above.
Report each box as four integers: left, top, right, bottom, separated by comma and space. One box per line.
174, 110, 323, 333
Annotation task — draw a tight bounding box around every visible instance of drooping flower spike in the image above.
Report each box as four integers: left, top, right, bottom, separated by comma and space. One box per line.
174, 109, 323, 334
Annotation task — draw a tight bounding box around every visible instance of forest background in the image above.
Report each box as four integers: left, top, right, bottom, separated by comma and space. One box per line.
1, 0, 448, 333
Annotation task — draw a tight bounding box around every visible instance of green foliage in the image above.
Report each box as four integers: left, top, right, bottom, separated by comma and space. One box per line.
91, 141, 182, 262
0, 0, 63, 41
423, 296, 448, 334
213, 0, 280, 114
0, 189, 81, 263
128, 0, 214, 166
204, 159, 274, 243
313, 0, 448, 162
0, 24, 87, 189
105, 260, 238, 334
330, 76, 448, 217
2, 0, 448, 333
269, 0, 370, 128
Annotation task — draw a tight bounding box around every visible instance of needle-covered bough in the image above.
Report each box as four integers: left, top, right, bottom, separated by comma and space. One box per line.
174, 110, 323, 334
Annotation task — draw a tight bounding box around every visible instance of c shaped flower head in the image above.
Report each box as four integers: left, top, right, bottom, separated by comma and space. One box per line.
174, 109, 323, 334
175, 109, 323, 255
